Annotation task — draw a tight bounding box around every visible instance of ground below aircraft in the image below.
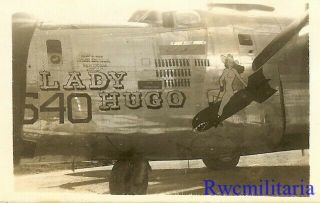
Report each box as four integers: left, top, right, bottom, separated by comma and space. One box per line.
13, 4, 309, 194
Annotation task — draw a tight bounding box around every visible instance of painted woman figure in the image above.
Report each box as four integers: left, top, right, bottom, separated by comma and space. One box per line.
218, 54, 247, 118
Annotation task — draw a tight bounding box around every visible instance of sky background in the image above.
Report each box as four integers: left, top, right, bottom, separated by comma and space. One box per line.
9, 0, 308, 24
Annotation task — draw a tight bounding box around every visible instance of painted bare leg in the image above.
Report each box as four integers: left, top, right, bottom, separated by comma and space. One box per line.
218, 93, 232, 116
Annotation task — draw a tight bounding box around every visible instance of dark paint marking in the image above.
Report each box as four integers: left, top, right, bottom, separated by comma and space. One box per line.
138, 81, 163, 89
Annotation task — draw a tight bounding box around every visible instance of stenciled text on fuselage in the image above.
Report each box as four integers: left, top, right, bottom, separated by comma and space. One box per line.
38, 70, 186, 110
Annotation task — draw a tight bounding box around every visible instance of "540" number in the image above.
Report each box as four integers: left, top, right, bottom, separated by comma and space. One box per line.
23, 93, 92, 124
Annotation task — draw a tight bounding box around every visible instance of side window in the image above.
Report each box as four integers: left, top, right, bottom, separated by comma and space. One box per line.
238, 34, 253, 46
46, 40, 62, 65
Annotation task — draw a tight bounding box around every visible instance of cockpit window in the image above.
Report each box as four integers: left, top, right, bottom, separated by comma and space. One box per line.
238, 34, 253, 46
176, 11, 201, 27
144, 11, 161, 23
128, 10, 161, 25
129, 10, 202, 28
128, 10, 148, 22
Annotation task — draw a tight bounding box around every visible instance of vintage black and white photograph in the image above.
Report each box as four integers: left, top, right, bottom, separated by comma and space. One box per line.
8, 0, 314, 200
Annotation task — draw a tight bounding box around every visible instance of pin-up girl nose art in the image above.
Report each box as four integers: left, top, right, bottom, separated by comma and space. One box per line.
218, 54, 247, 117
192, 53, 277, 132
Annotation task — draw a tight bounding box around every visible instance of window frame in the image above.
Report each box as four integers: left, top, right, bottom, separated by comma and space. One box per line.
238, 33, 254, 46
